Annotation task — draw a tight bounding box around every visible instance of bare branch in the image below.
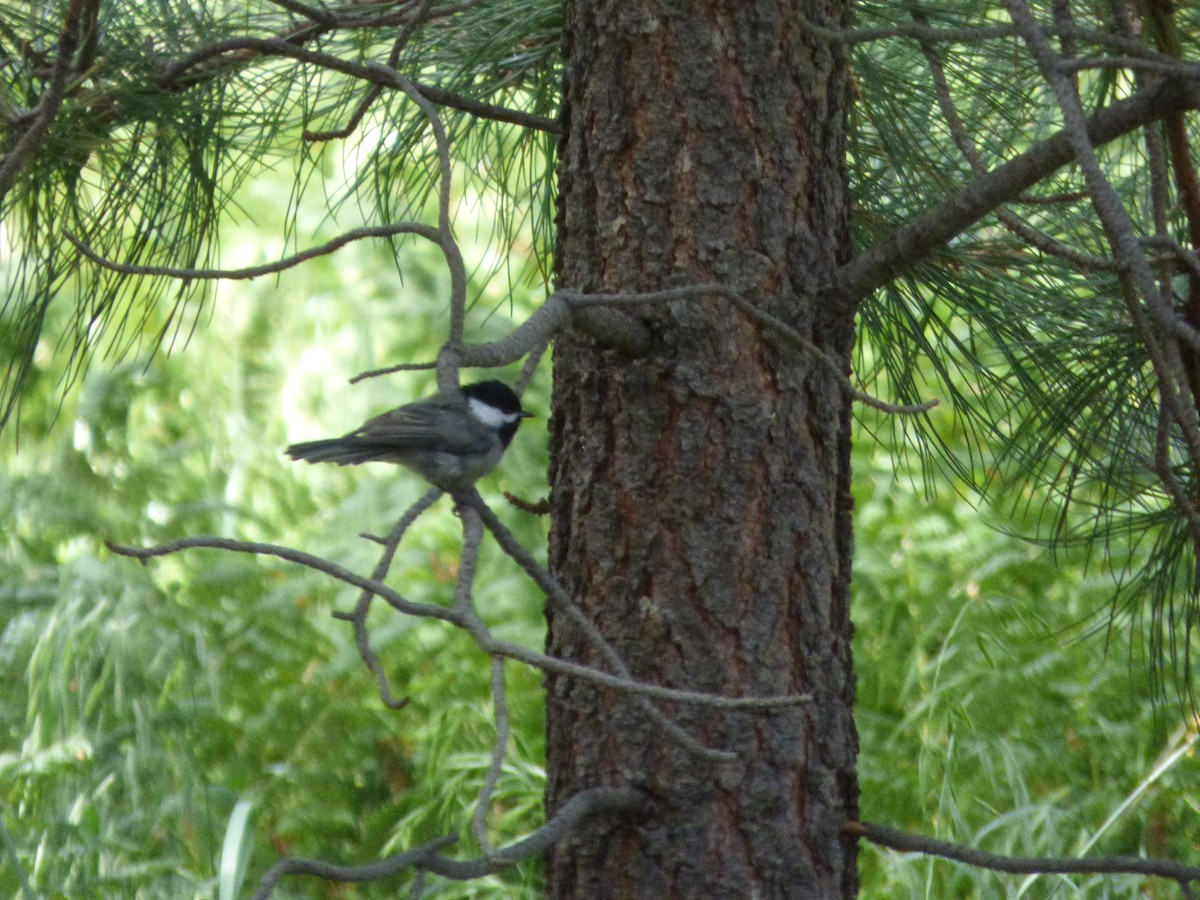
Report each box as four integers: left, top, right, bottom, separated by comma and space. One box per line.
416, 82, 558, 135
797, 16, 1016, 45
439, 502, 744, 763
457, 294, 574, 368
563, 286, 938, 414
251, 834, 457, 900
465, 490, 810, 763
386, 74, 466, 385
268, 0, 487, 33
349, 361, 438, 383
514, 337, 550, 394
799, 11, 1176, 62
303, 82, 386, 142
65, 223, 441, 281
265, 0, 341, 27
442, 282, 933, 410
107, 537, 457, 621
302, 0, 432, 143
848, 820, 1200, 891
421, 786, 646, 880
106, 535, 808, 714
1145, 236, 1200, 283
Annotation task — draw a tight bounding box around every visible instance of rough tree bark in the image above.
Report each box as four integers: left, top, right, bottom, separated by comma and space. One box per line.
546, 1, 859, 897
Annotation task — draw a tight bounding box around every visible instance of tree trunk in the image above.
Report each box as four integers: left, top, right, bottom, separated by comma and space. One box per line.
545, 1, 859, 897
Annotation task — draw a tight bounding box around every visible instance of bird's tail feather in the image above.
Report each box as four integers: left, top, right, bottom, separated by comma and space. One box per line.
286, 439, 377, 466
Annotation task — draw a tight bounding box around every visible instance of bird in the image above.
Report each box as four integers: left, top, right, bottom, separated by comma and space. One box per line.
286, 380, 532, 489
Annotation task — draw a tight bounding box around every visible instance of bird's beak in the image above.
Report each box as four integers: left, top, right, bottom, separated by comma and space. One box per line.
519, 410, 535, 419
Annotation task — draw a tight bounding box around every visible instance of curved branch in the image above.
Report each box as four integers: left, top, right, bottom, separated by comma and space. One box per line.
849, 820, 1200, 890
65, 223, 440, 281
252, 786, 644, 897
1005, 0, 1200, 525
420, 786, 646, 880
251, 835, 457, 899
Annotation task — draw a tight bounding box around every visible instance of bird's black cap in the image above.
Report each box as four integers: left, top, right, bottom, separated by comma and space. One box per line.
462, 380, 532, 418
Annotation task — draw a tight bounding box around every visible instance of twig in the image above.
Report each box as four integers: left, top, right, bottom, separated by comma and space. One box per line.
303, 0, 431, 143
420, 786, 645, 879
303, 82, 387, 142
1051, 0, 1078, 62
471, 656, 509, 857
799, 12, 1179, 62
458, 294, 574, 368
386, 74, 466, 389
450, 507, 513, 853
350, 361, 438, 383
564, 286, 938, 414
1137, 60, 1185, 345
108, 536, 457, 621
1062, 56, 1200, 79
445, 282, 934, 411
503, 491, 551, 515
1147, 0, 1200, 417
336, 488, 443, 709
416, 82, 559, 135
467, 491, 807, 762
265, 0, 340, 27
796, 13, 1016, 45
1144, 236, 1200, 283
514, 337, 550, 394
445, 499, 757, 763
268, 0, 486, 34
65, 223, 440, 281
848, 820, 1200, 893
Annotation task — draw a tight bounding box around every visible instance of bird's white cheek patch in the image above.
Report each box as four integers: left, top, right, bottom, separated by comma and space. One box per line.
468, 397, 520, 428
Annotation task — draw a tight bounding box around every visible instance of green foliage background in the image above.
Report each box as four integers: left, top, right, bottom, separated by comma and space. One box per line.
2, 169, 1197, 897
2, 0, 1200, 896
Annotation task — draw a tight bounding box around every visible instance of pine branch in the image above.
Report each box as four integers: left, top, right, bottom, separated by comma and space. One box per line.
835, 78, 1200, 309
0, 0, 88, 202
160, 36, 556, 133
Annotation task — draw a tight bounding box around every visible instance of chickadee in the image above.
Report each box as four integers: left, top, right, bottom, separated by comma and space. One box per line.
286, 380, 532, 489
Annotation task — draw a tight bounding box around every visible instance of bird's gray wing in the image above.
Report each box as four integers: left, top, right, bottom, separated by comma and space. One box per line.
350, 393, 492, 455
